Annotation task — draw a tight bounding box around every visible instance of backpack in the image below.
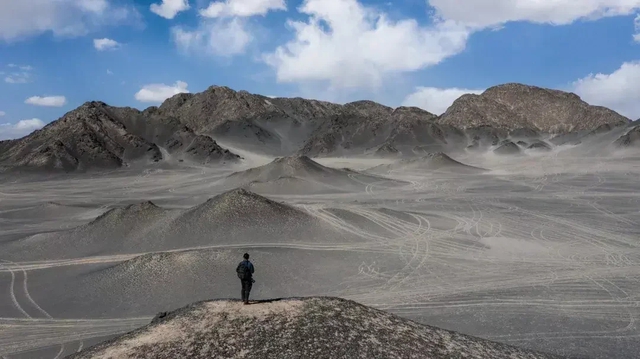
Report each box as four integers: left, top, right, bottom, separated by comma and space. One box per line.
236, 261, 251, 280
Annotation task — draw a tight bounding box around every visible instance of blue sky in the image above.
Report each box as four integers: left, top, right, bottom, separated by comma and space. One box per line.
1, 0, 639, 140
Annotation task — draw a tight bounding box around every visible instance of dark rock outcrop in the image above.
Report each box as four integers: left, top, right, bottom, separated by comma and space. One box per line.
69, 297, 562, 359
438, 83, 630, 133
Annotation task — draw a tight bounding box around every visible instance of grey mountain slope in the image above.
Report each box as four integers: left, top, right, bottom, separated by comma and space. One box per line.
438, 83, 630, 133
0, 102, 239, 171
155, 87, 341, 155
156, 87, 462, 157
69, 297, 562, 359
299, 103, 463, 157
113, 106, 240, 164
0, 102, 160, 171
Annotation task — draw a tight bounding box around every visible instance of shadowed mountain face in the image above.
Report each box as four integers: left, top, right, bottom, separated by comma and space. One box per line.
157, 90, 451, 157
438, 83, 629, 133
69, 297, 561, 359
0, 102, 240, 172
155, 87, 344, 155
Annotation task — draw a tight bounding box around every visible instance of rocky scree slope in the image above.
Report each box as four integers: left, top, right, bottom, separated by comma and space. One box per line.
69, 297, 563, 359
0, 101, 239, 171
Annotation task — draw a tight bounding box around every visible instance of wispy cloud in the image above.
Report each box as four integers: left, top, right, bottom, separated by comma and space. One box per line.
4, 63, 33, 84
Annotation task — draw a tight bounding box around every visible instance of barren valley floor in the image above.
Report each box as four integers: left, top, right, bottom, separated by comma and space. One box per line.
1, 151, 639, 359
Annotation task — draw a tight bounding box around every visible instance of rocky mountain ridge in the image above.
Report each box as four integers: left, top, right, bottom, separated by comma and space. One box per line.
438, 83, 630, 132
0, 101, 240, 171
0, 83, 632, 171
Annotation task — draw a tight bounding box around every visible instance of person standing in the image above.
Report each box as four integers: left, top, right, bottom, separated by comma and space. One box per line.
236, 253, 255, 304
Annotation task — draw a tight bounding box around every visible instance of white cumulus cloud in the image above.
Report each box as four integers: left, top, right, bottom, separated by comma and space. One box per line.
150, 0, 190, 19
0, 111, 5, 117
572, 61, 640, 119
429, 0, 640, 28
93, 38, 120, 51
634, 14, 640, 42
172, 18, 252, 57
134, 81, 190, 103
0, 118, 46, 140
263, 0, 470, 90
200, 0, 286, 18
402, 87, 484, 115
25, 96, 67, 107
0, 0, 139, 42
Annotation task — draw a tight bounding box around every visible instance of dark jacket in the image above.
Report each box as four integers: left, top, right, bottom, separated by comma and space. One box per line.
237, 260, 255, 279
